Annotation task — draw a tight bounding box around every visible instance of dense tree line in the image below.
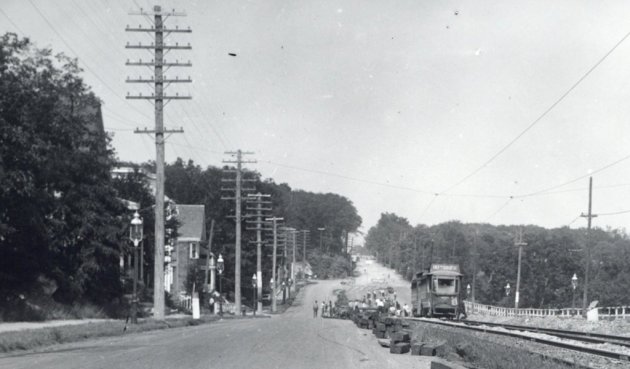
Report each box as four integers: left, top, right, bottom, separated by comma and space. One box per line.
164, 158, 362, 301
0, 33, 362, 319
365, 213, 630, 308
0, 34, 126, 318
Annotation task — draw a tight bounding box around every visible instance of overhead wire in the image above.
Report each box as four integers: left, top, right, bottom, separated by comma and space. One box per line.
566, 215, 581, 227
19, 1, 630, 227
0, 8, 26, 34
485, 198, 513, 222
597, 209, 630, 217
441, 28, 630, 194
261, 160, 435, 195
515, 153, 630, 198
26, 0, 154, 122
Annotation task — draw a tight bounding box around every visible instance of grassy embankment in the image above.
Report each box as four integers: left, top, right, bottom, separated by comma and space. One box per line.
411, 322, 586, 369
0, 314, 267, 354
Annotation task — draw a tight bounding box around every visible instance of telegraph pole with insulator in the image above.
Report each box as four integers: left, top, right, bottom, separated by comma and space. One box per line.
125, 6, 191, 319
246, 193, 271, 315
580, 176, 597, 316
221, 150, 256, 314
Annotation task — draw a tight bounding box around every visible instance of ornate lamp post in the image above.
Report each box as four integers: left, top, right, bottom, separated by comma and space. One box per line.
505, 283, 511, 297
252, 274, 257, 316
571, 273, 578, 310
287, 278, 293, 300
466, 284, 471, 298
318, 227, 325, 250
129, 212, 143, 324
270, 277, 275, 312
217, 254, 224, 316
281, 281, 286, 304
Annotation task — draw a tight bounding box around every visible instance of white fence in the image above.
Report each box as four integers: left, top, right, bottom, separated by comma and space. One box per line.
464, 301, 630, 320
178, 294, 192, 312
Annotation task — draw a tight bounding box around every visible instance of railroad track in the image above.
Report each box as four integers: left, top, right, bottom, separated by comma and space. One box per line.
464, 319, 630, 349
405, 317, 630, 363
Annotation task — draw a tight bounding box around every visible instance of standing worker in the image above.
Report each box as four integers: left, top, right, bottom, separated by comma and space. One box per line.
313, 300, 319, 318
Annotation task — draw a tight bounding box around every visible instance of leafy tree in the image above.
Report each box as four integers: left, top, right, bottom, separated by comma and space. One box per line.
0, 33, 125, 312
162, 159, 363, 294
364, 212, 630, 309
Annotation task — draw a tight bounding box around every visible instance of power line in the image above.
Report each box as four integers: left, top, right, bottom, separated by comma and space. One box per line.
597, 209, 630, 217
566, 215, 581, 227
105, 127, 135, 132
418, 194, 439, 219
515, 153, 630, 198
441, 28, 630, 194
25, 0, 153, 121
262, 160, 435, 195
0, 8, 26, 34
485, 198, 513, 222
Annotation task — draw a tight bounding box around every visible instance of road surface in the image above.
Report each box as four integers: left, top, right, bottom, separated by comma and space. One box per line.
0, 260, 430, 369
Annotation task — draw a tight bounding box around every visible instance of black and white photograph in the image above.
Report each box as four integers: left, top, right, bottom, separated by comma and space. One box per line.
2, 1, 630, 368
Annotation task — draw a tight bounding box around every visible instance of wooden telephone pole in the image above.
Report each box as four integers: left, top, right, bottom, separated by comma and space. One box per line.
580, 177, 597, 316
514, 228, 527, 313
126, 6, 191, 319
221, 150, 256, 314
246, 193, 271, 315
301, 230, 310, 264
266, 217, 283, 313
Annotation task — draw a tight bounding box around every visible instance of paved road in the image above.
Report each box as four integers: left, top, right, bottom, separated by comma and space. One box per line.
342, 257, 411, 306
0, 261, 430, 369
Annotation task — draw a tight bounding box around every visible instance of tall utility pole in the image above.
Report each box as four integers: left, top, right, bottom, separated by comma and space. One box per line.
318, 227, 325, 251
221, 150, 256, 314
300, 230, 310, 264
580, 177, 597, 316
472, 230, 479, 304
126, 6, 191, 319
292, 229, 297, 287
266, 217, 283, 313
246, 193, 271, 315
282, 227, 297, 292
204, 219, 215, 291
514, 228, 527, 313
279, 227, 289, 303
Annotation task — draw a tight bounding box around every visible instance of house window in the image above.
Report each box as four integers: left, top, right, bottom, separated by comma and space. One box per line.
189, 243, 199, 259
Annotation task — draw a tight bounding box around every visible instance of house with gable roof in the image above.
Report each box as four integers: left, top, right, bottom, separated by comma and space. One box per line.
166, 204, 207, 298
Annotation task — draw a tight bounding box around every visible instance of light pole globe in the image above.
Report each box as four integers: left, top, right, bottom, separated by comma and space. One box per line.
129, 211, 143, 324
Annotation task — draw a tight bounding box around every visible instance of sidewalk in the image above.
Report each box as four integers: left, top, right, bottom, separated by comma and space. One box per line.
0, 319, 114, 334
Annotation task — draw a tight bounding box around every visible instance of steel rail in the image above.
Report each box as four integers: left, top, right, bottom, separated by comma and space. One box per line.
463, 319, 630, 348
406, 317, 630, 362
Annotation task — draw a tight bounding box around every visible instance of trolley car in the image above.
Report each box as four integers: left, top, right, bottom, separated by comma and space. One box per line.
411, 264, 464, 319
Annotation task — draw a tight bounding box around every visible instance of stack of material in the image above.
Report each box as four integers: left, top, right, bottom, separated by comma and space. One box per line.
368, 316, 446, 359
389, 331, 411, 354
354, 309, 379, 330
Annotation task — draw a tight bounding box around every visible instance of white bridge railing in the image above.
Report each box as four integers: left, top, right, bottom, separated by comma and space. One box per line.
464, 301, 630, 319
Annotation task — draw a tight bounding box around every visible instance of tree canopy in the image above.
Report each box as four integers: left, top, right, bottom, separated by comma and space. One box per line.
163, 158, 362, 296
0, 33, 125, 309
365, 213, 630, 308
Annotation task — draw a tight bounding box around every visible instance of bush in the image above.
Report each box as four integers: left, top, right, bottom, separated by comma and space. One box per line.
309, 250, 353, 279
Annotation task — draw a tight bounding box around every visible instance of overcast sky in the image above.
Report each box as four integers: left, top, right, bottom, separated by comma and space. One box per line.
4, 0, 630, 240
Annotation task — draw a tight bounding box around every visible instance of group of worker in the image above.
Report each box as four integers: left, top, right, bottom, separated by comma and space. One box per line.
347, 289, 411, 317
312, 299, 336, 318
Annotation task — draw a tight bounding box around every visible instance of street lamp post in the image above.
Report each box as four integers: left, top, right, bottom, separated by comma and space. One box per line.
252, 274, 257, 316
217, 254, 224, 316
129, 212, 143, 324
270, 277, 274, 312
287, 278, 293, 300
505, 283, 511, 297
318, 227, 325, 251
281, 281, 286, 304
466, 284, 471, 299
571, 273, 578, 311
